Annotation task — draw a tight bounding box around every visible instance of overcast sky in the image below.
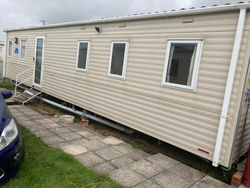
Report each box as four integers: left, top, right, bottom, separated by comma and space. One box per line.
0, 0, 246, 41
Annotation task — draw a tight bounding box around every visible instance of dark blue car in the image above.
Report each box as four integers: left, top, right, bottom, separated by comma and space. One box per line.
0, 90, 25, 183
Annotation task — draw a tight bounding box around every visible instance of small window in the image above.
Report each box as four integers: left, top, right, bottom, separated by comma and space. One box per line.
0, 47, 2, 52
108, 42, 129, 79
162, 40, 202, 90
76, 41, 90, 71
8, 40, 13, 56
21, 40, 27, 59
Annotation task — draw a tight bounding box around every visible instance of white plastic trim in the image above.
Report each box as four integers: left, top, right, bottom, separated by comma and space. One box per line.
212, 8, 246, 167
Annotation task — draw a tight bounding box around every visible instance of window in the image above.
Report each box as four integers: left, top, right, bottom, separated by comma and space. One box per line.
162, 40, 203, 90
8, 40, 13, 56
0, 47, 2, 52
76, 41, 90, 71
108, 42, 129, 79
20, 40, 27, 59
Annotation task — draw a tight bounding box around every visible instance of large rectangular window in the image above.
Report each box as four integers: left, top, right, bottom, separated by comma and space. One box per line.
108, 42, 129, 79
162, 40, 202, 91
8, 40, 13, 57
20, 40, 27, 59
76, 41, 90, 71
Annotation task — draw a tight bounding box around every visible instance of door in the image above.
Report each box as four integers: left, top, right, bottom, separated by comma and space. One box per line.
33, 37, 44, 87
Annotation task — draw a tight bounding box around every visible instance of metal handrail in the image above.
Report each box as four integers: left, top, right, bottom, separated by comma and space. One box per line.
14, 67, 33, 96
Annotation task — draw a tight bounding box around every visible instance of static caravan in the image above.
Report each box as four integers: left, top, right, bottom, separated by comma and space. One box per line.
3, 2, 250, 168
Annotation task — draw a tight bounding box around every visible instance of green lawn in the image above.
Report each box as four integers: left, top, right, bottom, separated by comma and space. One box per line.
0, 83, 14, 90
2, 126, 122, 188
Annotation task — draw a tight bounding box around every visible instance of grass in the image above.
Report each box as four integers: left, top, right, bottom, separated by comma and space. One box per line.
0, 82, 14, 90
2, 126, 122, 188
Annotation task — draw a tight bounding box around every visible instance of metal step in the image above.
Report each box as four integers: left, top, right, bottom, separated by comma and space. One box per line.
25, 88, 41, 95
21, 92, 33, 99
13, 96, 27, 104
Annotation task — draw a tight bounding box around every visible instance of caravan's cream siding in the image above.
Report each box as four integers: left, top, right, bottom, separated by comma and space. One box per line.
5, 11, 250, 167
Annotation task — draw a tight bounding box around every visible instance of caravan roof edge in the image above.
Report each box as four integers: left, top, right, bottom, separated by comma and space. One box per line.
4, 2, 250, 32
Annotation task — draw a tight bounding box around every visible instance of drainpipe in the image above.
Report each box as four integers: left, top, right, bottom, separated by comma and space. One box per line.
212, 8, 246, 167
37, 96, 133, 134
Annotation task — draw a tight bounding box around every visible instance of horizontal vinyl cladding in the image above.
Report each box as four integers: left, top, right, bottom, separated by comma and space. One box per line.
5, 11, 250, 167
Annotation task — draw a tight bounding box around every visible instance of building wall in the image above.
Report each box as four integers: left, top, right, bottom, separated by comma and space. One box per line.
5, 10, 250, 167
0, 44, 5, 61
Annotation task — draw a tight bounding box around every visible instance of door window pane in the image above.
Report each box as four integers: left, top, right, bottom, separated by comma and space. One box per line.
34, 38, 43, 85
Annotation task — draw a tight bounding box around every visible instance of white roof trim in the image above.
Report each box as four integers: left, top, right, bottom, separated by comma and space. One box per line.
4, 1, 250, 32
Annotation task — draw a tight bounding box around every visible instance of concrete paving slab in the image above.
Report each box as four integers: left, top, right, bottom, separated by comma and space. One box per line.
128, 149, 151, 161
60, 144, 88, 155
133, 179, 162, 188
41, 122, 62, 129
34, 129, 54, 138
42, 135, 64, 145
88, 134, 106, 141
95, 147, 124, 161
153, 170, 188, 188
110, 168, 146, 187
75, 152, 105, 167
22, 109, 41, 116
167, 163, 205, 184
91, 162, 117, 174
77, 130, 93, 138
21, 120, 41, 127
11, 112, 26, 117
59, 132, 82, 141
130, 159, 164, 178
50, 127, 71, 134
113, 143, 135, 154
80, 139, 108, 151
102, 136, 123, 145
16, 116, 29, 123
189, 175, 232, 188
146, 153, 179, 170
28, 125, 46, 133
36, 118, 55, 124
110, 155, 136, 168
68, 124, 85, 132
49, 117, 61, 123
29, 114, 46, 120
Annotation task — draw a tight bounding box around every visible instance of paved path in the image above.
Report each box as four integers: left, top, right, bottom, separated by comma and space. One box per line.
8, 105, 232, 188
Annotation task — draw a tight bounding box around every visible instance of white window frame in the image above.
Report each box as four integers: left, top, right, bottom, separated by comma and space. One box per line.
161, 40, 203, 91
76, 41, 90, 72
8, 40, 13, 57
20, 39, 27, 60
108, 41, 129, 80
